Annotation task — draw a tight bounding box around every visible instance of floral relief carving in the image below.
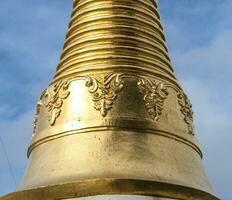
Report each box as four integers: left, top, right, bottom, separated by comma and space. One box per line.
138, 78, 168, 121
44, 80, 70, 125
30, 72, 195, 138
178, 92, 194, 135
85, 73, 124, 116
32, 90, 46, 137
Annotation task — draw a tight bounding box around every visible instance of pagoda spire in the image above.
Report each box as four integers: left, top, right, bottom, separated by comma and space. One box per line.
1, 0, 219, 200
53, 0, 175, 84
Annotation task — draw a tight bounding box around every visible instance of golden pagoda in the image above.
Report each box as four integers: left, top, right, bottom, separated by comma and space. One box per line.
1, 0, 219, 199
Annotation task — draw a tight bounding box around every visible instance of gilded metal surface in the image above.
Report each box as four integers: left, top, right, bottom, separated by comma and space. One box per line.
85, 73, 124, 116
67, 195, 172, 200
1, 179, 218, 200
32, 90, 46, 137
0, 0, 219, 200
138, 78, 168, 121
44, 80, 70, 125
178, 92, 194, 135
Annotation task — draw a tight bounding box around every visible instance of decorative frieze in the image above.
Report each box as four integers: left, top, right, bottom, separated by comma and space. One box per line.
32, 90, 46, 137
37, 73, 194, 137
43, 80, 70, 125
85, 73, 124, 116
178, 92, 194, 135
138, 78, 169, 121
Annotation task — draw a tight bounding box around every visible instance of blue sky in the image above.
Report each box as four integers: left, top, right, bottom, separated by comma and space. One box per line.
0, 0, 231, 199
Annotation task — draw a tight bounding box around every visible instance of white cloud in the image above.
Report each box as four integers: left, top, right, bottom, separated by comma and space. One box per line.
173, 29, 232, 81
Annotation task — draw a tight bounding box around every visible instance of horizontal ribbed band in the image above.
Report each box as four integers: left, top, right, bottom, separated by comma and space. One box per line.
54, 0, 175, 80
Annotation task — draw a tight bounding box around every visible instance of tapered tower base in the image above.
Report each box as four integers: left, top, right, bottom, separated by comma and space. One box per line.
0, 0, 219, 200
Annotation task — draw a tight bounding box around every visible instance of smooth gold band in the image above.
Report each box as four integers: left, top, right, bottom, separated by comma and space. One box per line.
1, 179, 219, 200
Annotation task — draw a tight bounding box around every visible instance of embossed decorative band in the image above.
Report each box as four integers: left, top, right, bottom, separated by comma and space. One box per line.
33, 73, 194, 137
85, 73, 124, 116
32, 90, 46, 137
138, 78, 168, 121
43, 80, 70, 125
178, 92, 194, 135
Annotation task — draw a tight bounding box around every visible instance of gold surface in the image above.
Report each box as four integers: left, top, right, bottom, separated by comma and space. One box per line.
1, 0, 219, 200
1, 179, 218, 200
66, 195, 173, 200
